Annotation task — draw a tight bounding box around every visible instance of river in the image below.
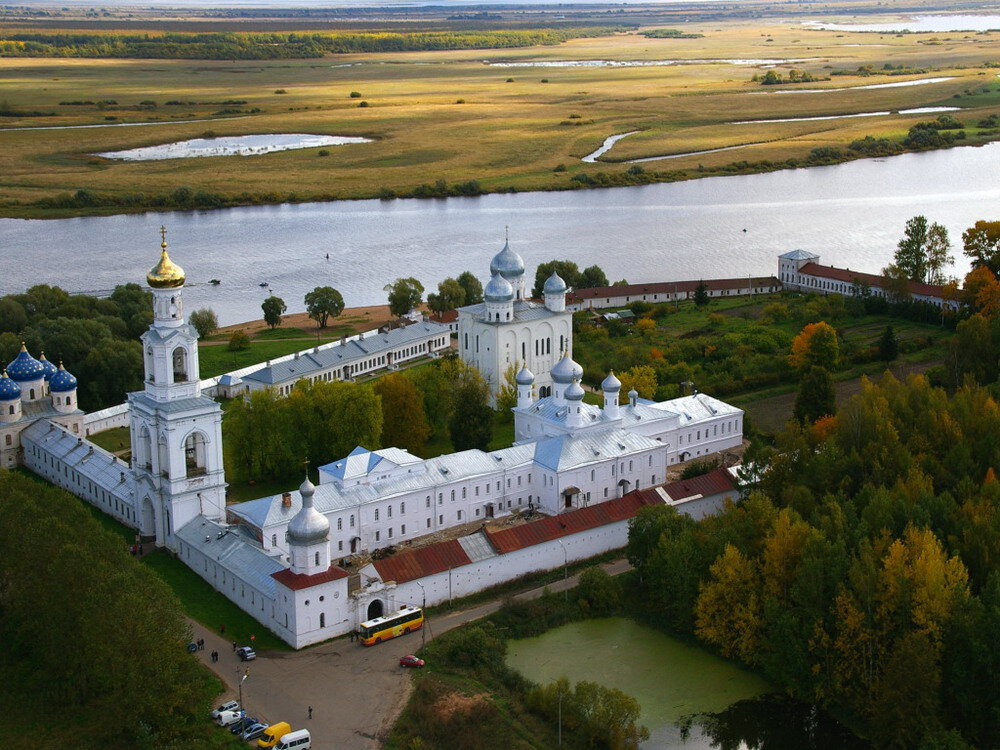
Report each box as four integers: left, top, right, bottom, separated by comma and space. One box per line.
2, 142, 998, 325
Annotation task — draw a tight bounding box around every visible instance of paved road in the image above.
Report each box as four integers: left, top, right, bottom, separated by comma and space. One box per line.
193, 557, 631, 750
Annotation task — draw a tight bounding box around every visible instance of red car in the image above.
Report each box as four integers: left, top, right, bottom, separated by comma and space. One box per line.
399, 654, 425, 668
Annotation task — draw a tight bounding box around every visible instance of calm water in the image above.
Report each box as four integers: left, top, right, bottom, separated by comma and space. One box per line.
96, 133, 371, 161
506, 618, 866, 749
806, 15, 1000, 32
2, 141, 999, 325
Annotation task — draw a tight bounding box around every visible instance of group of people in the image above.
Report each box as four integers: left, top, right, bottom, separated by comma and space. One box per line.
194, 637, 222, 663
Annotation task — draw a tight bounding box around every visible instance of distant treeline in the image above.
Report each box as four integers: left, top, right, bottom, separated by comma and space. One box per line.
0, 27, 622, 59
641, 28, 704, 39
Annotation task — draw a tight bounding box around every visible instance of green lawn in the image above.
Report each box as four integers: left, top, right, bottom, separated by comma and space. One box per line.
198, 339, 325, 378
143, 550, 290, 651
87, 425, 130, 454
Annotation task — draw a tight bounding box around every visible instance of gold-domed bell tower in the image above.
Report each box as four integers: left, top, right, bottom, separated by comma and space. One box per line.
129, 227, 226, 548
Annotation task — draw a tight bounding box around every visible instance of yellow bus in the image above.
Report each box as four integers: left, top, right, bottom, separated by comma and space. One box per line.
359, 606, 424, 646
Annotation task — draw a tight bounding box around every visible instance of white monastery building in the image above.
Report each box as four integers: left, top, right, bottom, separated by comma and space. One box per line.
7, 233, 745, 649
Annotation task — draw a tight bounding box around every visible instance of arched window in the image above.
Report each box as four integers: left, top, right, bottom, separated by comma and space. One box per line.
271, 534, 277, 546
172, 347, 188, 383
66, 396, 71, 406
320, 612, 325, 628
29, 388, 35, 400
314, 551, 320, 566
184, 432, 207, 477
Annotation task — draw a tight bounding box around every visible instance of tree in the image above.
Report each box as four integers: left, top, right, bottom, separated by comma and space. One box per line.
789, 321, 839, 371
635, 318, 655, 337
304, 286, 345, 328
881, 263, 913, 304
495, 363, 519, 419
926, 223, 954, 284
532, 260, 580, 298
456, 270, 484, 305
878, 325, 899, 362
618, 365, 657, 400
261, 295, 286, 329
373, 373, 430, 454
695, 543, 762, 662
228, 330, 250, 351
896, 215, 930, 282
0, 297, 28, 334
962, 220, 1000, 276
188, 307, 218, 338
426, 278, 465, 314
693, 281, 710, 306
793, 366, 836, 425
449, 368, 493, 450
579, 264, 609, 288
384, 277, 424, 317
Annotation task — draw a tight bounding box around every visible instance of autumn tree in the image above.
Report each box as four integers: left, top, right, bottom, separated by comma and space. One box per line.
494, 363, 519, 419
793, 365, 836, 425
426, 277, 466, 314
261, 295, 286, 329
635, 317, 655, 337
304, 286, 345, 328
384, 277, 424, 317
789, 321, 839, 371
962, 219, 1000, 276
880, 263, 913, 304
373, 372, 430, 454
618, 364, 657, 400
695, 543, 762, 662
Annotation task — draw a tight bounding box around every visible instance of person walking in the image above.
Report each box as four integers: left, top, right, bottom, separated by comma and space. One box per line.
232, 640, 238, 651
308, 706, 313, 720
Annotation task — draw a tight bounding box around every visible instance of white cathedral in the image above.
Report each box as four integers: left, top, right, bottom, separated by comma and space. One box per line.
14, 234, 743, 648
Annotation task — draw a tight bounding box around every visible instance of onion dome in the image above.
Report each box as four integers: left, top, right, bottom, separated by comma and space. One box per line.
601, 370, 622, 393
6, 344, 45, 382
627, 388, 639, 402
146, 228, 185, 289
543, 272, 567, 295
0, 370, 20, 401
287, 476, 330, 546
484, 272, 515, 303
489, 240, 525, 280
515, 364, 535, 386
565, 379, 585, 402
37, 352, 57, 381
49, 362, 78, 393
550, 352, 584, 384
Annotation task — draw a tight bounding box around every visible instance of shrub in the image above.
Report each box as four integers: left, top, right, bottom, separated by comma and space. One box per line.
358, 101, 369, 107
540, 78, 549, 83
505, 77, 514, 82
349, 91, 362, 98
227, 330, 250, 351
317, 149, 330, 156
553, 163, 567, 172
274, 89, 286, 94
455, 98, 465, 104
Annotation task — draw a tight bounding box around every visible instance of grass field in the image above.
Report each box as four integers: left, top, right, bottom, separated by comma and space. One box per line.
1, 17, 999, 216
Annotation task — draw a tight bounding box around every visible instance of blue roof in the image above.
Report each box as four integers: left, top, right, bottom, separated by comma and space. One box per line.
37, 354, 57, 380
0, 372, 20, 401
6, 346, 46, 382
49, 365, 78, 393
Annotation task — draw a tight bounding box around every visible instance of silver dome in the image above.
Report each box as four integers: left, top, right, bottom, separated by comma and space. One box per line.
601, 370, 621, 392
287, 477, 330, 546
565, 379, 585, 401
489, 240, 525, 279
484, 272, 514, 302
543, 272, 567, 295
516, 364, 535, 385
628, 388, 639, 401
550, 352, 584, 384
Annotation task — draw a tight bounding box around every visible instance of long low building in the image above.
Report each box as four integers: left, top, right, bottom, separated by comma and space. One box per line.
567, 277, 780, 312
241, 322, 451, 396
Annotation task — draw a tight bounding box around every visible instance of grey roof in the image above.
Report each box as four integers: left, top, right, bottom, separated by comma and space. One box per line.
243, 322, 448, 385
534, 429, 662, 472
13, 397, 83, 423
458, 531, 498, 562
128, 392, 220, 414
484, 273, 515, 302
217, 374, 242, 386
319, 445, 423, 483
457, 300, 562, 325
175, 516, 284, 598
779, 249, 820, 260
142, 323, 199, 345
651, 393, 742, 426
21, 420, 132, 499
517, 398, 605, 425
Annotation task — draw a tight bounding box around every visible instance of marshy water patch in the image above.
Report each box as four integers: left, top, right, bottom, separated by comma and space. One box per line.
582, 130, 640, 162
733, 106, 959, 124
627, 144, 753, 163
805, 15, 1000, 32
96, 133, 371, 161
854, 76, 956, 89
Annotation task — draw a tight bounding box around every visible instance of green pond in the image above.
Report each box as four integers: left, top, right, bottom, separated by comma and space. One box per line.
506, 617, 867, 749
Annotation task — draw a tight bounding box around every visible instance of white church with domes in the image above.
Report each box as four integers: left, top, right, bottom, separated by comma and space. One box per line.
11, 232, 744, 649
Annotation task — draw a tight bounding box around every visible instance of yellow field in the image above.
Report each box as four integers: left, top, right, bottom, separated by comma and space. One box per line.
1, 18, 998, 215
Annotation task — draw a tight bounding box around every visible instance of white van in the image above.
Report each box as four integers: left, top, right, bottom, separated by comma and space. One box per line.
274, 729, 311, 750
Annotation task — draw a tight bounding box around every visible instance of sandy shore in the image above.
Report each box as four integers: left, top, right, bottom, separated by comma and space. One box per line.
214, 304, 398, 338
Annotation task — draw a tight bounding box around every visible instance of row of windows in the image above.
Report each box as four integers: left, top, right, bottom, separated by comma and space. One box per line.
26, 442, 134, 525
679, 419, 740, 445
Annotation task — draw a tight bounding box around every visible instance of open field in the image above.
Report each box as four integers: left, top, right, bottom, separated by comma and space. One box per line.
2, 14, 1000, 216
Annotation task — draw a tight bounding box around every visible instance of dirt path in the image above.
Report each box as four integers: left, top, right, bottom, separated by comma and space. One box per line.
214, 304, 398, 339
191, 558, 631, 750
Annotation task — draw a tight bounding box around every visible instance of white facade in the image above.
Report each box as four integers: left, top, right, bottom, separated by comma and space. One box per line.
458, 241, 573, 401
568, 276, 780, 312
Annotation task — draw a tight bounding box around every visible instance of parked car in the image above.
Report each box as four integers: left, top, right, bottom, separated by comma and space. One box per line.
399, 654, 425, 668
216, 709, 245, 727
241, 722, 268, 742
187, 641, 198, 653
274, 729, 311, 750
237, 646, 257, 661
257, 722, 292, 749
231, 716, 259, 734
211, 700, 240, 719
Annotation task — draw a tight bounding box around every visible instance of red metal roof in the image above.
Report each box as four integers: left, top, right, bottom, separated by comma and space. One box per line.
570, 277, 779, 302
484, 491, 662, 555
429, 310, 459, 324
372, 539, 472, 585
797, 262, 948, 299
658, 468, 736, 502
271, 565, 350, 591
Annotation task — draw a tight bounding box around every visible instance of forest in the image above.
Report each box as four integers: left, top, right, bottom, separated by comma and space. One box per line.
0, 27, 619, 59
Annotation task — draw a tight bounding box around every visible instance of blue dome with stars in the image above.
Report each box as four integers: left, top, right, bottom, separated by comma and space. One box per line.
0, 371, 21, 401
37, 353, 57, 381
6, 344, 46, 382
49, 363, 78, 393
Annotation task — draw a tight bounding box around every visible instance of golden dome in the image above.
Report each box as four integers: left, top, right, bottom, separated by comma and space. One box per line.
146, 227, 185, 288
